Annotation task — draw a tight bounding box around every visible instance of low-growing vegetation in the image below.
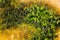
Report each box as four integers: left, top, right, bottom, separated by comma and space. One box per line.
0, 0, 60, 40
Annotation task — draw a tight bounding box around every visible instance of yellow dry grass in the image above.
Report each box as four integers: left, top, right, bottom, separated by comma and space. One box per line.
54, 28, 60, 40
0, 23, 38, 40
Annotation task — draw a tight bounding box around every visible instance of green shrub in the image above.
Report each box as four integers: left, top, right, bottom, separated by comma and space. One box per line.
24, 4, 60, 40
0, 0, 60, 40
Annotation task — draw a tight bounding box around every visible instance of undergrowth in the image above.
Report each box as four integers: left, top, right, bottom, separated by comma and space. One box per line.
0, 0, 60, 40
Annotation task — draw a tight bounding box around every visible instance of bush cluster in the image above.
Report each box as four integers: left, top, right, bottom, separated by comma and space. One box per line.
0, 0, 60, 40
24, 4, 60, 40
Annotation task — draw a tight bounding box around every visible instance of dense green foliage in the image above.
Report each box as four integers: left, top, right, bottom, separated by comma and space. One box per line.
24, 5, 60, 40
0, 0, 60, 40
0, 0, 29, 29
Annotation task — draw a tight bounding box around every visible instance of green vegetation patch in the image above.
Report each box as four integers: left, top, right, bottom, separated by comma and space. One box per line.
0, 0, 60, 40
24, 4, 60, 40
